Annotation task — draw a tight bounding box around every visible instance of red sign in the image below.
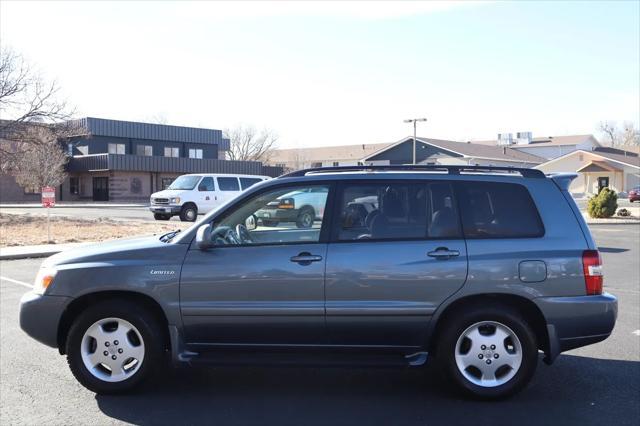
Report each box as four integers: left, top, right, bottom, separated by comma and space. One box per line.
41, 186, 55, 208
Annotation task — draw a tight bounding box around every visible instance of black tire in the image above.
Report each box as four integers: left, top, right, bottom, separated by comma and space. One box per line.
261, 220, 279, 227
179, 204, 197, 222
436, 304, 538, 400
66, 300, 165, 394
153, 213, 171, 221
296, 207, 315, 229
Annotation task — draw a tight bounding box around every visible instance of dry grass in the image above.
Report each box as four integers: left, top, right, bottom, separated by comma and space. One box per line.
0, 213, 192, 247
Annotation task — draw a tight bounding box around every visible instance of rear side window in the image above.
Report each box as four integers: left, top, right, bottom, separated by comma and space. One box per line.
217, 177, 240, 191
336, 181, 461, 241
456, 182, 544, 238
240, 177, 263, 190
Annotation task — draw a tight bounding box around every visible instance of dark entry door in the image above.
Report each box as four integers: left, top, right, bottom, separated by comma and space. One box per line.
93, 177, 109, 201
598, 177, 609, 192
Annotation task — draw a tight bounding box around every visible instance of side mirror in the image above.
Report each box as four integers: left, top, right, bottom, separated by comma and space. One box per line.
195, 224, 213, 250
245, 214, 257, 231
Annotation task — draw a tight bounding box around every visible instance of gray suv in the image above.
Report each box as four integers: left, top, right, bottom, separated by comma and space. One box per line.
19, 165, 617, 399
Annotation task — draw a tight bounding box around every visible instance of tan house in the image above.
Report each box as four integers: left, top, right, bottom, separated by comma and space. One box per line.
267, 142, 394, 171
474, 134, 601, 160
535, 147, 640, 196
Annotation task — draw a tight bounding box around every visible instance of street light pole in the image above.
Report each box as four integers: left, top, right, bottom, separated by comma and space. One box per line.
403, 118, 428, 165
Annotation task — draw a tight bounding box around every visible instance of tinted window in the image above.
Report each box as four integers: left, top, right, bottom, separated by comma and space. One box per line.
457, 182, 544, 238
240, 177, 263, 190
198, 177, 215, 191
337, 182, 461, 241
217, 177, 240, 191
212, 185, 329, 246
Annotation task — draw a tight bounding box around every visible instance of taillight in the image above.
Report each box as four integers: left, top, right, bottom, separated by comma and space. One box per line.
582, 250, 603, 295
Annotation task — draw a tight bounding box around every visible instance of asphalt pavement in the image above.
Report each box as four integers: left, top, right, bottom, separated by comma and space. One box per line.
0, 225, 638, 425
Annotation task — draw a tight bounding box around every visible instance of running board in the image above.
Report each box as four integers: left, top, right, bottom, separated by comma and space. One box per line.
180, 349, 428, 368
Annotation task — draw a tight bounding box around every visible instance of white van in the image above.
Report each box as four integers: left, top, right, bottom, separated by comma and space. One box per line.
149, 174, 271, 221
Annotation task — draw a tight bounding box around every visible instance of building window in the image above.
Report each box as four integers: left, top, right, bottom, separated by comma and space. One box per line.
136, 145, 153, 156
108, 143, 126, 155
275, 163, 286, 168
311, 162, 323, 168
333, 162, 339, 167
188, 148, 203, 159
161, 178, 174, 189
164, 147, 180, 158
23, 185, 40, 194
77, 145, 89, 155
69, 177, 79, 195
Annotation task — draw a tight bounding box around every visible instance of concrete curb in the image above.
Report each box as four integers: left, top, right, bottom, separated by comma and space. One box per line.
0, 243, 92, 260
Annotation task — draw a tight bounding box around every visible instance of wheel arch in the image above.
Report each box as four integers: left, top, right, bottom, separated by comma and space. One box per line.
427, 293, 549, 356
57, 290, 171, 355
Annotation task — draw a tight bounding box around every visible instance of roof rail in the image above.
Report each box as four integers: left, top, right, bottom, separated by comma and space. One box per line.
279, 164, 545, 179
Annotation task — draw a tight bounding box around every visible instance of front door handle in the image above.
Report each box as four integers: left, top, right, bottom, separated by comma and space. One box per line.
427, 247, 460, 260
290, 252, 323, 264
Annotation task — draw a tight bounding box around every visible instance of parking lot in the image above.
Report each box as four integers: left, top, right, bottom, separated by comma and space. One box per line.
1, 225, 638, 426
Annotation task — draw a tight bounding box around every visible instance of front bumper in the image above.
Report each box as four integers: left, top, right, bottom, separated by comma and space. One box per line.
255, 208, 298, 222
149, 205, 182, 215
19, 291, 71, 348
535, 292, 617, 364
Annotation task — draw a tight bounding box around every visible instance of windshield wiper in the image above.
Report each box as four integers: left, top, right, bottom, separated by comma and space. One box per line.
160, 229, 181, 242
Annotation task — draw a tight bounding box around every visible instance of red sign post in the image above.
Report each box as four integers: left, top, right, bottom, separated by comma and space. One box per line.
41, 186, 55, 242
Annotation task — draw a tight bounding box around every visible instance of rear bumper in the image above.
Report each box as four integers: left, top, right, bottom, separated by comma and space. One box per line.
19, 291, 71, 348
535, 293, 617, 364
149, 205, 182, 215
256, 208, 299, 222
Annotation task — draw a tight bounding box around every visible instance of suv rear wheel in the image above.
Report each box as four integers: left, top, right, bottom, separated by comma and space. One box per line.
437, 305, 538, 399
66, 300, 164, 394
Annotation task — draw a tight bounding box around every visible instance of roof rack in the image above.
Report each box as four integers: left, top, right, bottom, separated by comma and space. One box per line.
279, 164, 545, 179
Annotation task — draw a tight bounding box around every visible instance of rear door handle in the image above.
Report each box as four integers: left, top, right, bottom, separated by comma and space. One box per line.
427, 247, 460, 260
290, 252, 323, 264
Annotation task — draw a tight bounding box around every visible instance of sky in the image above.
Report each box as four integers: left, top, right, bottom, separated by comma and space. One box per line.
1, 1, 639, 149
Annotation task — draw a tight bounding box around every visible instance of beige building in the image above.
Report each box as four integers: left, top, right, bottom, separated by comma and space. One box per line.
535, 147, 640, 196
267, 143, 394, 171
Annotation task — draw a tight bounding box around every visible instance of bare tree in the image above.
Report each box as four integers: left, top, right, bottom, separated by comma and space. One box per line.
621, 121, 640, 146
0, 48, 73, 129
223, 125, 278, 162
12, 125, 69, 191
598, 121, 617, 147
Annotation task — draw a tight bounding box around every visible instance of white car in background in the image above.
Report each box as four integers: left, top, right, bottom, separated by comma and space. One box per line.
255, 186, 328, 228
150, 173, 270, 221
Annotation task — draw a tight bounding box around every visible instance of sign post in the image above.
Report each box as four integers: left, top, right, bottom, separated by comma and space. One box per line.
41, 186, 55, 243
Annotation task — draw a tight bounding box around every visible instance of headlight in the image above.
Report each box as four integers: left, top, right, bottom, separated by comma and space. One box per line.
170, 197, 181, 204
33, 266, 57, 295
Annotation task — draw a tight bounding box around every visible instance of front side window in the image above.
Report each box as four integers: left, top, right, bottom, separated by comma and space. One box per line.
188, 148, 203, 159
164, 147, 180, 158
217, 177, 240, 191
337, 181, 461, 241
108, 143, 125, 154
198, 177, 215, 191
167, 175, 202, 190
456, 182, 544, 238
210, 184, 330, 246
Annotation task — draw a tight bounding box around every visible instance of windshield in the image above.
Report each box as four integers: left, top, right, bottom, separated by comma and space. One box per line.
168, 175, 202, 190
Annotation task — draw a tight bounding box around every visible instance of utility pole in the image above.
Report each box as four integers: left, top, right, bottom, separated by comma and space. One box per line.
403, 118, 428, 164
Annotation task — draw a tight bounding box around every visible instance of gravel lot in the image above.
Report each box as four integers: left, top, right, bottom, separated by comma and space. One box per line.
0, 225, 638, 425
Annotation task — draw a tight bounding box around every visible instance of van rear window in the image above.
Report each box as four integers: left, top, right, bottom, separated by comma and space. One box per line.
456, 182, 544, 238
217, 177, 240, 191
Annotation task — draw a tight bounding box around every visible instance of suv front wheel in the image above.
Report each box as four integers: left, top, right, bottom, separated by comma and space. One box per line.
65, 300, 164, 394
437, 305, 538, 399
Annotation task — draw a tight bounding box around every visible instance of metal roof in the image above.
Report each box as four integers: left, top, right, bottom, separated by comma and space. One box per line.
67, 117, 230, 150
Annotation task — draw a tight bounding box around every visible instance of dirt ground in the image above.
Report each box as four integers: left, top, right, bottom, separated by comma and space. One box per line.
0, 213, 192, 246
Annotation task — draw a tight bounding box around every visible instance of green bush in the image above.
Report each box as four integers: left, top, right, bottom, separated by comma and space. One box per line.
587, 188, 618, 218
